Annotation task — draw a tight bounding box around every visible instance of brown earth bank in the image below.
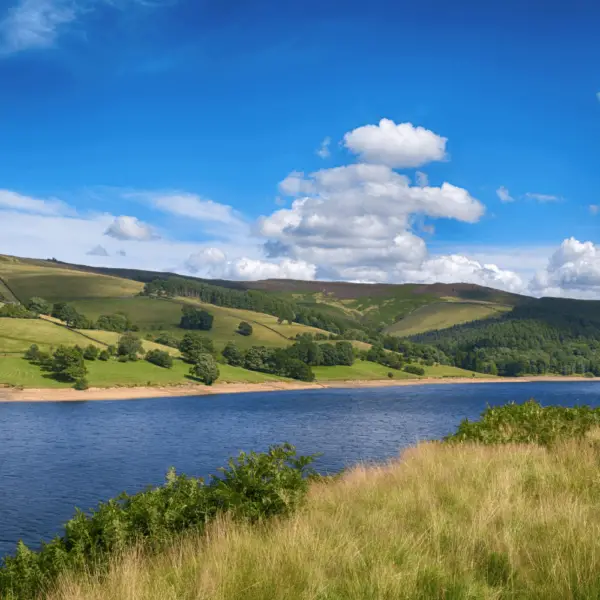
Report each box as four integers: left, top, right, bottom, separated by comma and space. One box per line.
0, 376, 596, 402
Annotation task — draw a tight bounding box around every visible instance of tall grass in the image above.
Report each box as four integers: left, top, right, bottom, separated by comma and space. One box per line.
52, 434, 600, 600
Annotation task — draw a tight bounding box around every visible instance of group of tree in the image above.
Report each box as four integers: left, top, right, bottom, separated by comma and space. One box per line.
179, 306, 214, 330
411, 303, 600, 377
142, 276, 368, 335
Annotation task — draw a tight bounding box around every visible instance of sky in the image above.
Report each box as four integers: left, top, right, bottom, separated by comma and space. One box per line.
0, 0, 599, 298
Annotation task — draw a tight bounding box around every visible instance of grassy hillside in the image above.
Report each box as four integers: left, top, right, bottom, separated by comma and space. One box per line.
0, 355, 287, 389
0, 257, 142, 302
49, 434, 600, 600
69, 296, 328, 351
385, 301, 512, 337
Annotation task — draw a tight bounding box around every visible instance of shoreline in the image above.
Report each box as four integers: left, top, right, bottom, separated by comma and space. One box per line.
0, 376, 596, 402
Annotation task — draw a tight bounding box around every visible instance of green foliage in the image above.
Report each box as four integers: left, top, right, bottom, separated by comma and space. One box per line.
24, 344, 41, 362
50, 303, 93, 328
238, 321, 253, 336
0, 444, 317, 600
83, 345, 99, 361
117, 333, 143, 360
50, 346, 87, 382
152, 332, 180, 348
0, 304, 37, 319
98, 350, 110, 361
190, 354, 220, 385
334, 341, 355, 366
179, 332, 215, 363
73, 377, 89, 391
96, 313, 137, 333
179, 306, 214, 331
446, 400, 600, 446
404, 364, 425, 376
25, 297, 51, 315
222, 341, 244, 367
145, 349, 174, 369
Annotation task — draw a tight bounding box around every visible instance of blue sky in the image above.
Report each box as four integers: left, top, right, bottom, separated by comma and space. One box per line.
0, 0, 599, 296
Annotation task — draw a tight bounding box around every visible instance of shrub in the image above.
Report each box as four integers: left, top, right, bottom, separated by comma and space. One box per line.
180, 307, 214, 331
83, 345, 99, 361
74, 378, 89, 391
446, 400, 600, 446
238, 321, 253, 336
404, 364, 425, 376
117, 333, 143, 360
24, 344, 41, 362
222, 342, 244, 367
0, 444, 317, 600
51, 346, 87, 382
388, 371, 394, 378
179, 333, 215, 363
153, 333, 180, 348
146, 349, 173, 369
0, 304, 36, 319
98, 350, 110, 361
190, 354, 220, 385
25, 297, 51, 315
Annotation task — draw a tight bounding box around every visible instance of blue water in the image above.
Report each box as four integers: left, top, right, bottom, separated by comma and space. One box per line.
1, 381, 599, 558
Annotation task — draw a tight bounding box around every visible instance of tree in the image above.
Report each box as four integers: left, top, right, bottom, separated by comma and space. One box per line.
223, 342, 245, 366
335, 341, 355, 366
83, 345, 99, 361
51, 346, 87, 382
238, 321, 253, 336
404, 364, 425, 376
287, 341, 323, 366
179, 307, 214, 331
153, 332, 180, 348
179, 333, 215, 363
24, 344, 41, 362
319, 343, 339, 366
0, 304, 37, 318
74, 378, 89, 391
98, 350, 110, 361
26, 297, 51, 315
146, 349, 173, 368
276, 305, 295, 325
97, 313, 132, 333
189, 354, 220, 385
284, 358, 315, 382
117, 333, 143, 360
51, 303, 93, 328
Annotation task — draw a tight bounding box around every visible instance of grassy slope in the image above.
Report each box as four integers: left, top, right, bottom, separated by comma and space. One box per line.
0, 258, 142, 302
385, 301, 513, 337
0, 355, 286, 389
51, 437, 600, 600
70, 296, 328, 351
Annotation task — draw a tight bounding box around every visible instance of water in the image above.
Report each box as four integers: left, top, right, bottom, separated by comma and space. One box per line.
1, 381, 599, 558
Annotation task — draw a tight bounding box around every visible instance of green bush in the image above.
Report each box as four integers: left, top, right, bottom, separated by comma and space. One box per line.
446, 400, 600, 446
404, 364, 425, 376
117, 333, 143, 359
146, 349, 173, 369
73, 378, 89, 391
0, 444, 316, 600
0, 304, 37, 319
189, 354, 220, 385
98, 350, 110, 361
83, 345, 99, 361
237, 321, 253, 336
24, 344, 41, 362
50, 346, 87, 382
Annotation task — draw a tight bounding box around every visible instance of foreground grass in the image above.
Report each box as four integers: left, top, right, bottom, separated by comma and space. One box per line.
51, 435, 600, 600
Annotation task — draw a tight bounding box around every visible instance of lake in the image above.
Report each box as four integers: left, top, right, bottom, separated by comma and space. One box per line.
1, 381, 599, 558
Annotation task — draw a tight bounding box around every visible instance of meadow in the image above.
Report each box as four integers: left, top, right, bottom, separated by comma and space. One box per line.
49, 424, 600, 600
385, 301, 512, 337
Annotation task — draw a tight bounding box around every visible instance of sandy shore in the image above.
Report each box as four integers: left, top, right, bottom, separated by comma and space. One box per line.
0, 376, 595, 402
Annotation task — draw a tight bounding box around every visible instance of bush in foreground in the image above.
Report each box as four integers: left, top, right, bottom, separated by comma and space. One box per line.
0, 444, 317, 600
145, 349, 173, 369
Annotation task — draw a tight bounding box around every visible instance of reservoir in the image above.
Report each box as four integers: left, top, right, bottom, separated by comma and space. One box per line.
1, 381, 599, 558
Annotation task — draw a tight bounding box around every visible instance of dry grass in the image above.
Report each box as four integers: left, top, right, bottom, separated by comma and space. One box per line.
50, 437, 600, 600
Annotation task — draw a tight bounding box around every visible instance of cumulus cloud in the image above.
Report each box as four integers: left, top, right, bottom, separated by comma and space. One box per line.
145, 192, 243, 225
261, 163, 484, 281
315, 136, 331, 159
0, 189, 70, 215
496, 186, 514, 203
104, 216, 157, 241
184, 247, 316, 281
343, 119, 447, 168
86, 244, 109, 256
531, 238, 600, 297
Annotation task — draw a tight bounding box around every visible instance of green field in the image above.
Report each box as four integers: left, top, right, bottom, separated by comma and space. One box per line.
0, 355, 287, 389
70, 296, 328, 351
385, 301, 512, 337
0, 318, 106, 353
0, 258, 142, 302
313, 360, 417, 381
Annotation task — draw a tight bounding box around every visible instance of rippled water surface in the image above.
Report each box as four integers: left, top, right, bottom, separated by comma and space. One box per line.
1, 381, 600, 557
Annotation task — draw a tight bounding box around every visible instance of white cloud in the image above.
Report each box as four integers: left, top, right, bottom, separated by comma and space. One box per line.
496, 186, 514, 203
343, 119, 447, 168
524, 192, 560, 203
185, 247, 228, 277
0, 0, 77, 54
86, 244, 109, 256
590, 204, 599, 215
104, 216, 157, 241
0, 189, 70, 215
415, 171, 429, 187
316, 136, 331, 159
145, 192, 243, 225
531, 237, 600, 297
